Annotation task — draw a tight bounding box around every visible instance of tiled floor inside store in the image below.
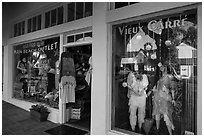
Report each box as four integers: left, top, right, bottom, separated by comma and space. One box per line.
2, 101, 59, 135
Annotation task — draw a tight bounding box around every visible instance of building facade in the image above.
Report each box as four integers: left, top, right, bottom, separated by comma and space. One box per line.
2, 2, 202, 135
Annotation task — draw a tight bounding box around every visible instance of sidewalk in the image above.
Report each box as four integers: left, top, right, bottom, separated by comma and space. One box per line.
2, 101, 59, 135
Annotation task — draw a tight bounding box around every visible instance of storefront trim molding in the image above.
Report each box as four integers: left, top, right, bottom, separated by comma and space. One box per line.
106, 2, 199, 24
7, 16, 93, 46
63, 40, 92, 48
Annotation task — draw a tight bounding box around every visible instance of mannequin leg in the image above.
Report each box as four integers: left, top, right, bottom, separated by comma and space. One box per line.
138, 105, 145, 132
164, 114, 174, 135
155, 114, 160, 131
129, 105, 137, 131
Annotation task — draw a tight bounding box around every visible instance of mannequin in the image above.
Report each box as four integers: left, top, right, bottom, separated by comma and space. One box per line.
123, 71, 149, 132
152, 65, 175, 135
17, 57, 27, 74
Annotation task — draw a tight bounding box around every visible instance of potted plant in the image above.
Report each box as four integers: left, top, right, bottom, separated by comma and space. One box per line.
29, 104, 50, 122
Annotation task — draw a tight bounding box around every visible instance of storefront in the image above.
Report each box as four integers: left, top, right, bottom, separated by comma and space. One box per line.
3, 2, 202, 135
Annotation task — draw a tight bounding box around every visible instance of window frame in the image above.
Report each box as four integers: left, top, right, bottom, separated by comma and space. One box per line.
108, 5, 200, 135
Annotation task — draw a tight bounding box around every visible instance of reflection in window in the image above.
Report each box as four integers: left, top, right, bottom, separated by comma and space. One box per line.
68, 3, 75, 22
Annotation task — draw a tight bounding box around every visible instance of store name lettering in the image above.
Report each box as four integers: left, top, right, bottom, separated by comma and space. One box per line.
14, 42, 58, 54
148, 18, 187, 34
118, 18, 187, 35
118, 26, 139, 35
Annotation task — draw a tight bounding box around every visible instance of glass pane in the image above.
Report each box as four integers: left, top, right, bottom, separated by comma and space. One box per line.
75, 33, 83, 42
68, 2, 75, 22
28, 19, 32, 33
45, 11, 50, 28
67, 35, 75, 43
85, 2, 92, 17
115, 2, 128, 9
51, 9, 57, 26
17, 22, 21, 36
14, 24, 17, 37
130, 2, 139, 5
111, 9, 197, 135
57, 6, 63, 25
13, 37, 60, 109
33, 16, 37, 31
84, 32, 92, 37
76, 2, 83, 20
22, 21, 25, 35
37, 15, 41, 30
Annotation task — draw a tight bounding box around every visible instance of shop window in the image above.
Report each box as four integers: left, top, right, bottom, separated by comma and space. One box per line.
22, 21, 25, 35
45, 6, 64, 28
67, 32, 92, 44
110, 2, 139, 10
68, 2, 75, 22
28, 18, 32, 33
67, 2, 93, 22
32, 16, 37, 31
14, 24, 18, 37
51, 9, 57, 26
75, 33, 83, 42
37, 15, 41, 30
14, 21, 25, 37
115, 2, 128, 9
84, 32, 92, 38
45, 11, 51, 28
57, 6, 63, 25
76, 2, 84, 20
111, 9, 197, 135
13, 37, 60, 109
17, 22, 21, 36
27, 14, 42, 33
85, 2, 92, 17
67, 35, 75, 43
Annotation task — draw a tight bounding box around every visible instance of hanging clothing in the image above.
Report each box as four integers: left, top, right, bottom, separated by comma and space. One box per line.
127, 72, 149, 130
59, 52, 75, 82
59, 76, 76, 104
85, 56, 92, 86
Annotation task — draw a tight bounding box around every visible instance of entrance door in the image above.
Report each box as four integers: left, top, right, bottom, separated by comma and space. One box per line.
63, 44, 92, 132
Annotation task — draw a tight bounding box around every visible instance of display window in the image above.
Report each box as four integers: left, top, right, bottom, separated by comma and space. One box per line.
111, 9, 197, 135
13, 37, 60, 109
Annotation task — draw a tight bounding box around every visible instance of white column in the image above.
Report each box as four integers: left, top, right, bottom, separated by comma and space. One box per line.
197, 4, 202, 135
91, 2, 108, 135
58, 34, 67, 124
3, 45, 13, 101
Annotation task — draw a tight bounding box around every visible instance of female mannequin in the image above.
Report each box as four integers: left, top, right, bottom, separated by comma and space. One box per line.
152, 65, 175, 135
123, 72, 149, 132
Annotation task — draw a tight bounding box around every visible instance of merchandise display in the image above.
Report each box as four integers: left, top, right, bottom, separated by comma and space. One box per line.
112, 9, 197, 135
13, 37, 60, 108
